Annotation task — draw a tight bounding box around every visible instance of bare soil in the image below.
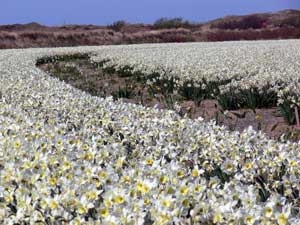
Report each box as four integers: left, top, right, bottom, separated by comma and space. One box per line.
38, 58, 300, 142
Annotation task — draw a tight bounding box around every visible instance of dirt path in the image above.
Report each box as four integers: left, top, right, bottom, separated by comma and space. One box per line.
38, 57, 300, 142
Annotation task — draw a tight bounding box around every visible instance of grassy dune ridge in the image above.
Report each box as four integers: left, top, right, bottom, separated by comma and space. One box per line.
0, 9, 300, 49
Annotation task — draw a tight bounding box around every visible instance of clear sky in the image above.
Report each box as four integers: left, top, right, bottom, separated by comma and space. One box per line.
1, 0, 299, 25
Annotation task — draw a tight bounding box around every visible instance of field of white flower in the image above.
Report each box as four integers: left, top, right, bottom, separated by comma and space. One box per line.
0, 41, 300, 224
92, 40, 300, 123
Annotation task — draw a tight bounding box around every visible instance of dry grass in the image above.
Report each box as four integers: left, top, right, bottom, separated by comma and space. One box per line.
0, 9, 299, 49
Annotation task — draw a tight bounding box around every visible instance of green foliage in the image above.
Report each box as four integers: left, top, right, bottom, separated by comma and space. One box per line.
153, 17, 193, 29
37, 54, 107, 97
278, 101, 296, 125
49, 64, 81, 81
100, 64, 139, 79
81, 80, 104, 97
116, 65, 135, 78
255, 175, 271, 202
239, 87, 277, 110
179, 80, 221, 106
108, 20, 127, 32
44, 54, 298, 129
102, 66, 116, 75
218, 85, 277, 111
218, 90, 240, 110
36, 53, 90, 66
112, 84, 134, 100
214, 166, 231, 184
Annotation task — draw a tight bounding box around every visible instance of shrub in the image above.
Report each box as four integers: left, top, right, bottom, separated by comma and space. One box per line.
108, 20, 127, 32
153, 17, 192, 29
276, 17, 300, 28
211, 15, 265, 30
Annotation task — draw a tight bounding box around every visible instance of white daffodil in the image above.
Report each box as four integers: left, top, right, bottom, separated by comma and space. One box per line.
0, 40, 300, 224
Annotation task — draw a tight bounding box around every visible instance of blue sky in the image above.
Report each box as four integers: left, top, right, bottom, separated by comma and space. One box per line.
1, 0, 299, 25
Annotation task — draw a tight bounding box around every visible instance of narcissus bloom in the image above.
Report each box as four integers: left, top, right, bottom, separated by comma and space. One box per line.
0, 40, 299, 224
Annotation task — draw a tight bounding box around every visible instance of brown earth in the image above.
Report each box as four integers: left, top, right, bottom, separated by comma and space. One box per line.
1, 9, 300, 49
38, 57, 300, 142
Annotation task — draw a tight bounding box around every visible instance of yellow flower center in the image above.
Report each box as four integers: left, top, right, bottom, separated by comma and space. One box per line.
99, 208, 109, 218
225, 163, 233, 172
213, 212, 222, 223
113, 195, 124, 204
244, 162, 252, 170
49, 177, 57, 186
49, 200, 58, 210
161, 199, 170, 208
145, 158, 153, 166
180, 186, 188, 195
264, 207, 273, 218
191, 169, 199, 177
277, 213, 287, 225
244, 215, 254, 225
159, 175, 167, 184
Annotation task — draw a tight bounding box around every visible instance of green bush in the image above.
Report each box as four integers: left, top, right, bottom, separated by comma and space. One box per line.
108, 20, 127, 32
211, 15, 265, 30
153, 17, 193, 29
